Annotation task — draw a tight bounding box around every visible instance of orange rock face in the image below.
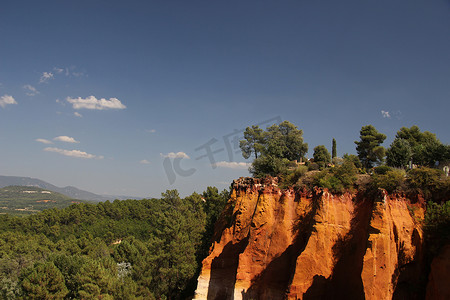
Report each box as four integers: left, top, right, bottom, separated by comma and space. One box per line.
194, 177, 426, 300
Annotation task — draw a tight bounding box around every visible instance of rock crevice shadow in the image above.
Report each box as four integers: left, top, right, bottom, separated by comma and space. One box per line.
207, 238, 249, 300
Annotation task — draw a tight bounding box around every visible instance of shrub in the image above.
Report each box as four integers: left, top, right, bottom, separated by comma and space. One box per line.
406, 167, 449, 201
313, 161, 358, 193
374, 165, 392, 175
315, 171, 344, 193
292, 165, 308, 180
333, 160, 358, 188
308, 162, 320, 171
332, 157, 344, 166
407, 167, 442, 188
342, 153, 362, 169
250, 155, 289, 177
371, 169, 406, 193
296, 171, 319, 190
281, 166, 308, 187
317, 161, 327, 170
424, 201, 450, 258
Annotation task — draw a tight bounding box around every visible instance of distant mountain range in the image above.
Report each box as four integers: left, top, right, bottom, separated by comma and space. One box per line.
0, 175, 141, 202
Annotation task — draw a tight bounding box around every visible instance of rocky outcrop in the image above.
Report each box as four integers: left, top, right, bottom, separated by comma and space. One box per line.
194, 177, 426, 300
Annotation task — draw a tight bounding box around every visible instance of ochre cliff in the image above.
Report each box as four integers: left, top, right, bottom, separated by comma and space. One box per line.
194, 177, 427, 300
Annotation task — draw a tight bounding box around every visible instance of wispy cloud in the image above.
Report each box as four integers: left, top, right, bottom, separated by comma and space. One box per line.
213, 161, 251, 169
44, 147, 103, 159
381, 110, 391, 118
74, 112, 83, 118
39, 72, 54, 83
160, 152, 190, 159
53, 67, 64, 74
54, 136, 79, 143
72, 72, 85, 77
23, 85, 39, 96
53, 66, 86, 78
140, 159, 151, 164
0, 95, 17, 108
35, 138, 53, 144
146, 129, 156, 133
67, 96, 126, 110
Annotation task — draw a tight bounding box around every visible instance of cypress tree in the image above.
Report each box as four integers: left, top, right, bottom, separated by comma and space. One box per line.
332, 138, 337, 158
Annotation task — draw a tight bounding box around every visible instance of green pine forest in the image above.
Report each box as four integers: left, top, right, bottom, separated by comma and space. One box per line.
0, 187, 229, 299
0, 121, 449, 299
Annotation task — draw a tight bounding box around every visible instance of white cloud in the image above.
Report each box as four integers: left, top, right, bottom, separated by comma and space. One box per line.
67, 96, 126, 110
53, 67, 64, 74
140, 159, 151, 164
35, 138, 53, 144
213, 161, 251, 169
39, 72, 54, 83
55, 99, 66, 107
54, 136, 79, 143
23, 85, 39, 96
160, 152, 190, 159
146, 129, 156, 133
74, 112, 83, 118
44, 147, 102, 159
54, 66, 86, 77
381, 110, 391, 118
0, 95, 17, 108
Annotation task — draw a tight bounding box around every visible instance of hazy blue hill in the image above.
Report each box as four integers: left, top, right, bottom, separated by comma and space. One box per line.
0, 185, 87, 216
0, 175, 141, 202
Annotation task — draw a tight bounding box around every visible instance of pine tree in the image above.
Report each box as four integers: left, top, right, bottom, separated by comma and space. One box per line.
354, 125, 386, 169
20, 262, 68, 300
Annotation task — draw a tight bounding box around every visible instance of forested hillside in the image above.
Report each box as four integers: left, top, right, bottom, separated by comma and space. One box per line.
0, 186, 85, 216
0, 187, 228, 299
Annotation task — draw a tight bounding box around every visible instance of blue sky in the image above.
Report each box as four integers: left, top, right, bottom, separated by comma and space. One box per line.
1, 0, 449, 198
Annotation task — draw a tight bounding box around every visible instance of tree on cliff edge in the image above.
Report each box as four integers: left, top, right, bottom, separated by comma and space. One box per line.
239, 125, 265, 159
393, 125, 449, 167
313, 145, 331, 169
386, 138, 412, 168
355, 125, 386, 169
265, 121, 308, 161
240, 120, 308, 177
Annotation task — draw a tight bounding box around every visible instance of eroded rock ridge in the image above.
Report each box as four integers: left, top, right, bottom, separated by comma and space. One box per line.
194, 177, 427, 300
